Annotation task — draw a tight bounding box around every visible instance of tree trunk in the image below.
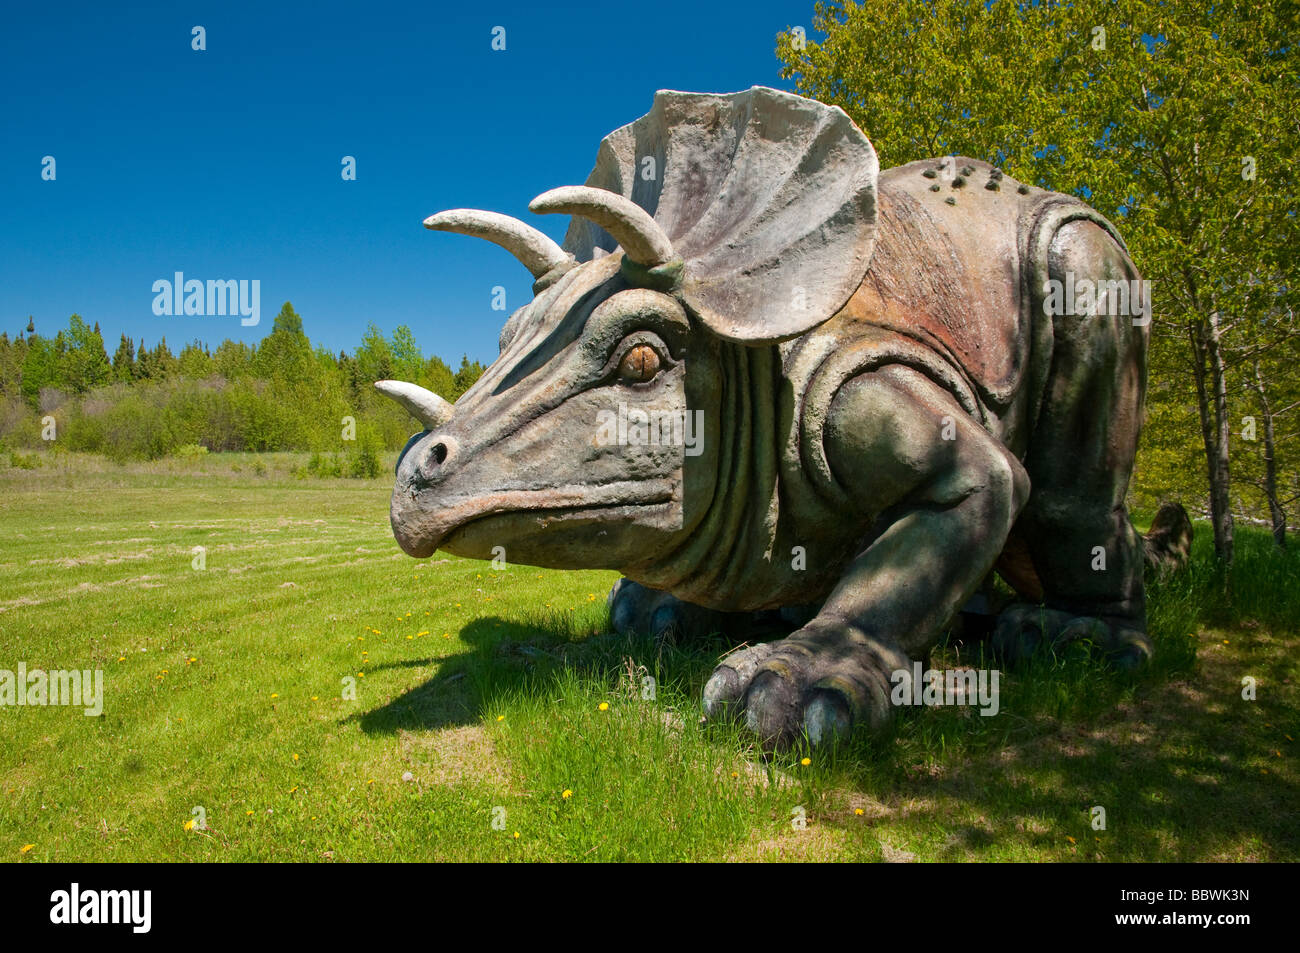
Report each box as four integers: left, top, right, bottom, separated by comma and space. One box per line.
1190, 313, 1235, 562
1251, 359, 1287, 549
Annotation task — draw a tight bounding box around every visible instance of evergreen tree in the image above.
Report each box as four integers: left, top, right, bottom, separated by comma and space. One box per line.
253, 302, 312, 381
213, 339, 254, 379
62, 314, 111, 393
452, 355, 485, 399
178, 341, 215, 378
111, 334, 136, 383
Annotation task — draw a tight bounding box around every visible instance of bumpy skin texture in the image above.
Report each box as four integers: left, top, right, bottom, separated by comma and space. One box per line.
385, 88, 1189, 750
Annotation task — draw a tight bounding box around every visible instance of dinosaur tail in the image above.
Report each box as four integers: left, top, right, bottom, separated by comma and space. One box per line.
1141, 501, 1194, 575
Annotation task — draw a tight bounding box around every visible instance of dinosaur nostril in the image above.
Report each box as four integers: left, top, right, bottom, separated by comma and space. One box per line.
409, 435, 457, 489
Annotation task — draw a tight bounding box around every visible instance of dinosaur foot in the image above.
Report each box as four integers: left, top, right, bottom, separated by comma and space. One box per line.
992, 603, 1153, 670
607, 578, 804, 647
701, 618, 910, 750
607, 578, 733, 647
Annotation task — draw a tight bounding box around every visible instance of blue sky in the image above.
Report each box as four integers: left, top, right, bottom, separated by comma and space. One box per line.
0, 1, 814, 365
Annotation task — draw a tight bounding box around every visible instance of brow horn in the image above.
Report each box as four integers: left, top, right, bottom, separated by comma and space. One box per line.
423, 209, 570, 279
529, 186, 675, 268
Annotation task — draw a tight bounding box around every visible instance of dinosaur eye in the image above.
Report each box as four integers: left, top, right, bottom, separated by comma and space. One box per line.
617, 344, 661, 383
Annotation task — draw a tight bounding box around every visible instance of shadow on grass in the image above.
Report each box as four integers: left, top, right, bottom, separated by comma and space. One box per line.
350, 610, 734, 735
815, 622, 1300, 860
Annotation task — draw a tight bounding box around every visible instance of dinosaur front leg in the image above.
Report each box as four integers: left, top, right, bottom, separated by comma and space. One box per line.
703, 365, 1029, 748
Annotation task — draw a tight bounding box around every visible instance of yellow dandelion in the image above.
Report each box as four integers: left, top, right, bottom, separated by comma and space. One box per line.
513, 831, 520, 839
1223, 639, 1230, 645
117, 656, 125, 662
292, 753, 299, 761
367, 779, 376, 785
598, 702, 609, 712
496, 715, 505, 722
270, 693, 279, 698
311, 696, 318, 701
357, 672, 364, 678
1066, 835, 1076, 844
800, 757, 811, 767
730, 771, 739, 779
183, 819, 195, 831
289, 786, 298, 794
407, 635, 413, 640
854, 808, 865, 816
562, 789, 573, 799
19, 844, 35, 854
246, 810, 254, 816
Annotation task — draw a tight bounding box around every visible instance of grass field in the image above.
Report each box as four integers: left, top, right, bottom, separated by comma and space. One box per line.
2, 451, 1297, 862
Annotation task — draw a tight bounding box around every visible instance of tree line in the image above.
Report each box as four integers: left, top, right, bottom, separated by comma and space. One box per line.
0, 302, 484, 463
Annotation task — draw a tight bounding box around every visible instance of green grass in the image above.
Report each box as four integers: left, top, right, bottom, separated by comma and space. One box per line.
1, 453, 1296, 861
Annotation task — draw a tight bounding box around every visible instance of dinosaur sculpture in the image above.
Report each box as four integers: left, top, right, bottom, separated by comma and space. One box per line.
377, 87, 1191, 749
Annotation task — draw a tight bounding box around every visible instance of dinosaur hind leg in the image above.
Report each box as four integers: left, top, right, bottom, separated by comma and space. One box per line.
995, 219, 1152, 667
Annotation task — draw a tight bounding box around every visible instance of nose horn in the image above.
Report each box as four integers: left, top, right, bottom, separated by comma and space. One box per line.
374, 380, 454, 430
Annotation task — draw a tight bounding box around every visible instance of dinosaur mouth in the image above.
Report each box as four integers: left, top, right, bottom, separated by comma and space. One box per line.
391, 481, 677, 558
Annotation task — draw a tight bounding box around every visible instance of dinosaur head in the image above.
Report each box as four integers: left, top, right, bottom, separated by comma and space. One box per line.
379, 87, 881, 572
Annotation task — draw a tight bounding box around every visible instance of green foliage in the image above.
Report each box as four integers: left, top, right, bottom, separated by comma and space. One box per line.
7, 450, 42, 469
110, 334, 136, 382
0, 305, 484, 460
177, 341, 215, 379
349, 428, 383, 479
777, 0, 1299, 540
453, 355, 486, 400
61, 316, 111, 393
20, 334, 59, 406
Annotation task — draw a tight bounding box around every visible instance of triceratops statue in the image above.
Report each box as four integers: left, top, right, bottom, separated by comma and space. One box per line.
377, 87, 1191, 749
